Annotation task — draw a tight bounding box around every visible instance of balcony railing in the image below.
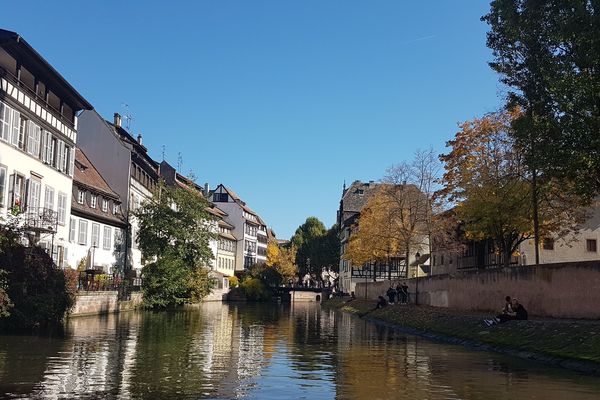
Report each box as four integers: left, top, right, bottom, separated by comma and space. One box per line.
78, 272, 142, 294
23, 207, 59, 233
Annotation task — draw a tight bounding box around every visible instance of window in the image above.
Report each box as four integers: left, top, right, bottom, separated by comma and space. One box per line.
8, 173, 26, 207
113, 203, 120, 214
78, 220, 88, 245
245, 240, 256, 253
0, 101, 11, 142
41, 132, 55, 165
55, 140, 68, 172
69, 218, 76, 242
77, 190, 84, 204
91, 223, 100, 247
57, 192, 67, 225
26, 121, 41, 157
90, 195, 97, 208
213, 193, 228, 202
131, 226, 138, 249
18, 117, 28, 150
44, 185, 55, 210
114, 229, 124, 252
586, 239, 597, 253
0, 165, 6, 207
103, 226, 112, 250
542, 238, 555, 251
245, 224, 257, 236
27, 179, 41, 213
102, 199, 108, 212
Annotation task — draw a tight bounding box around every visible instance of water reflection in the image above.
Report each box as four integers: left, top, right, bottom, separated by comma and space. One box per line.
0, 303, 599, 399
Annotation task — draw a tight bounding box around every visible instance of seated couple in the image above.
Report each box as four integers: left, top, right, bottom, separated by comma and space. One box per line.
484, 296, 528, 326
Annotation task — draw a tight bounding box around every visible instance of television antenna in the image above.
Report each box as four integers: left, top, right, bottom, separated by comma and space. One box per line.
121, 103, 134, 131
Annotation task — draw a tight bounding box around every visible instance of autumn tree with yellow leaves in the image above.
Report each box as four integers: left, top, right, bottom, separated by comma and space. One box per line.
439, 109, 588, 267
254, 240, 297, 286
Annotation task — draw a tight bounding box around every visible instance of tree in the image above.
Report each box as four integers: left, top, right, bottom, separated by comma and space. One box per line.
290, 217, 326, 276
483, 0, 600, 199
317, 225, 341, 273
344, 183, 429, 278
261, 240, 298, 286
135, 182, 216, 308
383, 148, 443, 275
439, 110, 587, 267
344, 189, 402, 267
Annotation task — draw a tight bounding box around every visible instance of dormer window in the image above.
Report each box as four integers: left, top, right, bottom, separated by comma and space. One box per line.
77, 190, 84, 204
90, 195, 97, 208
113, 203, 120, 214
102, 199, 108, 212
213, 193, 228, 202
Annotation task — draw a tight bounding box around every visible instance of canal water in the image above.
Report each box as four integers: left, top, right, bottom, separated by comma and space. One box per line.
0, 303, 598, 399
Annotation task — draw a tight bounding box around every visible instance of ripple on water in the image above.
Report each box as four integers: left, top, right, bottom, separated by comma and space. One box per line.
0, 304, 599, 400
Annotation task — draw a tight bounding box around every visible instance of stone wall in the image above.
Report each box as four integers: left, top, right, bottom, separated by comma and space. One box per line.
290, 290, 324, 303
354, 261, 600, 319
70, 292, 142, 317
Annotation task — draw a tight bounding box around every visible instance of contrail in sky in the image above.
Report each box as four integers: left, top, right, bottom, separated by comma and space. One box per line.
400, 34, 437, 45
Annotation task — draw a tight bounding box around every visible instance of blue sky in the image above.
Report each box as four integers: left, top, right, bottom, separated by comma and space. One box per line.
2, 1, 503, 239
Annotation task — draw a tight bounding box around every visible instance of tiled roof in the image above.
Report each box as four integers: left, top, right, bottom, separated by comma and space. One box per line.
341, 181, 381, 214
219, 231, 237, 241
74, 149, 119, 199
72, 149, 125, 226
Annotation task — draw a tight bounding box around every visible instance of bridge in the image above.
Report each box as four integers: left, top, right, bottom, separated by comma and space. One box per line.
272, 286, 330, 303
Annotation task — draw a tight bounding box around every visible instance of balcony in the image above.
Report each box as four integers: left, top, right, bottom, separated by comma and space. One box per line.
22, 207, 58, 234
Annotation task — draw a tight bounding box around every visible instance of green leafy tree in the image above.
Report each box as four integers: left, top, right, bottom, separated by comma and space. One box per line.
483, 0, 600, 259
290, 217, 326, 276
135, 182, 216, 308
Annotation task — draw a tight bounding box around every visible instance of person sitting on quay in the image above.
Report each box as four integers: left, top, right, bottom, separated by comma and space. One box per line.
375, 295, 388, 310
386, 286, 397, 304
512, 298, 528, 320
484, 296, 518, 326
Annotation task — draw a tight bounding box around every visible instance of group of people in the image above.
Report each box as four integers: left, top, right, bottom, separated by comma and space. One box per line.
484, 296, 528, 326
373, 283, 410, 309
386, 283, 409, 305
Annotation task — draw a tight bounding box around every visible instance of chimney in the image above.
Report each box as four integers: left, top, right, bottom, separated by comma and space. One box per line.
204, 182, 210, 196
137, 133, 143, 145
114, 113, 122, 128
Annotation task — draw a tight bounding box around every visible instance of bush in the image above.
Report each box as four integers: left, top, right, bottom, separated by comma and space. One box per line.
0, 244, 75, 331
0, 270, 13, 318
240, 277, 270, 301
141, 257, 214, 309
228, 276, 239, 288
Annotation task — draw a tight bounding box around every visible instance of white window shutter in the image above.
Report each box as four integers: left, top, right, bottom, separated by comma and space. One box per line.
8, 174, 14, 206
40, 130, 47, 162
27, 120, 35, 154
10, 109, 19, 146
69, 147, 75, 176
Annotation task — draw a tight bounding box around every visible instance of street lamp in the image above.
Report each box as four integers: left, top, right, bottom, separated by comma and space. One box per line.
414, 251, 421, 305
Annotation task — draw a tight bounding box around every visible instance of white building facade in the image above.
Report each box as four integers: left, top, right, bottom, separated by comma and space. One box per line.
67, 149, 126, 273
0, 29, 92, 266
210, 184, 269, 272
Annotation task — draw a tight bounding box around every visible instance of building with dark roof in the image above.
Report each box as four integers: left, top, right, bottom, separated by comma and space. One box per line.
210, 184, 269, 270
0, 29, 92, 267
337, 180, 429, 293
67, 149, 126, 273
76, 110, 159, 273
159, 160, 238, 277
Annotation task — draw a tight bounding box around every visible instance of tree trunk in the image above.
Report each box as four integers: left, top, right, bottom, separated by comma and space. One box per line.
532, 167, 540, 265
